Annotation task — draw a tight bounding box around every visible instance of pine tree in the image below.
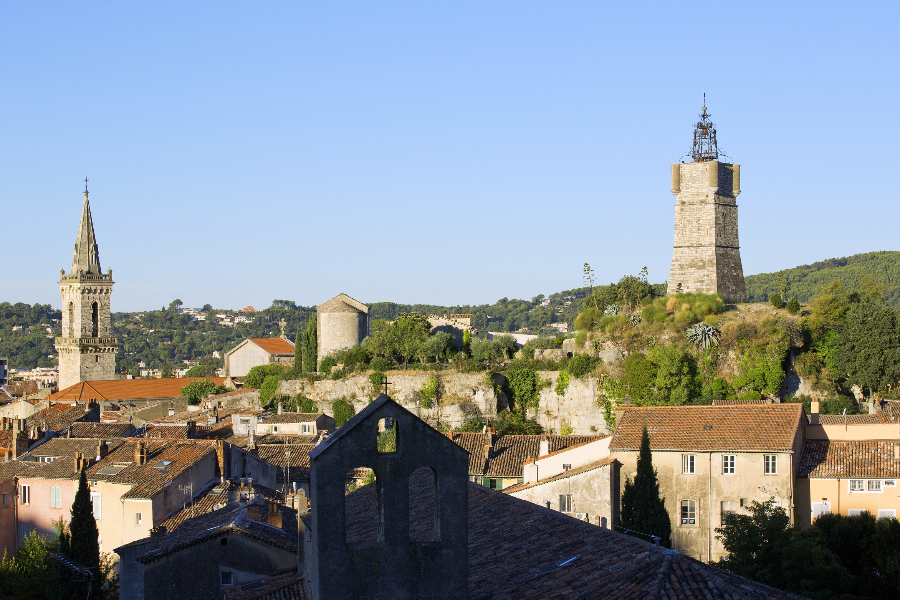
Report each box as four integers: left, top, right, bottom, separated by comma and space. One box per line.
68, 469, 100, 595
294, 325, 304, 374
303, 314, 317, 373
619, 425, 672, 547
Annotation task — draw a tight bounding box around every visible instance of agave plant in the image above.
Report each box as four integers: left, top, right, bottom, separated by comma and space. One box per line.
686, 322, 721, 350
603, 304, 620, 316
630, 313, 643, 327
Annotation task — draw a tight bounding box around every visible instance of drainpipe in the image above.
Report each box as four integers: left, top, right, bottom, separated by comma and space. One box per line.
708, 452, 712, 562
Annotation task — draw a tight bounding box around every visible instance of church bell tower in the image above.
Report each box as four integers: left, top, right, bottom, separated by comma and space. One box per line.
55, 183, 117, 389
668, 101, 747, 303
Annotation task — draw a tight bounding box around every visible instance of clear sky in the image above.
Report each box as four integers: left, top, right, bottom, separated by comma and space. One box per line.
2, 2, 897, 312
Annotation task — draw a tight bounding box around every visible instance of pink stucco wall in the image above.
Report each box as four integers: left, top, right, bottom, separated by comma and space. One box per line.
0, 477, 17, 557
16, 477, 75, 543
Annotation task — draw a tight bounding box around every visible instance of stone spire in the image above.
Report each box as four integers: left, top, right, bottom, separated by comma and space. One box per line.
70, 188, 102, 275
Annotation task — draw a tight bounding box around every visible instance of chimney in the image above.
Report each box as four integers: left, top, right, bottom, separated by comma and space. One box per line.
186, 421, 196, 439
246, 504, 262, 522
149, 525, 167, 550
267, 502, 282, 528
248, 478, 254, 500
539, 438, 550, 457
74, 451, 82, 472
97, 440, 109, 461
168, 403, 175, 417
278, 402, 283, 415
135, 441, 145, 465
4, 450, 10, 462
810, 399, 820, 425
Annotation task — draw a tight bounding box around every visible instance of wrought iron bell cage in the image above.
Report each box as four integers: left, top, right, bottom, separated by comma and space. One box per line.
691, 105, 719, 162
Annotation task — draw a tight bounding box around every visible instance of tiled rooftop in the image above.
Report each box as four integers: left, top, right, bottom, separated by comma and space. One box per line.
224, 571, 305, 600
259, 413, 323, 424
799, 440, 900, 479
502, 458, 616, 494
66, 422, 135, 438
161, 481, 283, 532
817, 413, 886, 424
610, 405, 805, 452
249, 338, 295, 355
0, 438, 127, 480
50, 377, 229, 403
256, 444, 315, 482
26, 403, 97, 433
342, 474, 805, 599
4, 381, 39, 397
143, 425, 191, 439
447, 433, 602, 478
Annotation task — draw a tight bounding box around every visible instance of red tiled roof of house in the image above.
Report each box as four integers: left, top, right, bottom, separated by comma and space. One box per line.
143, 425, 191, 439
609, 404, 805, 452
260, 412, 323, 424
66, 422, 135, 438
49, 377, 229, 403
249, 338, 295, 355
4, 381, 39, 397
447, 433, 602, 478
502, 457, 616, 494
818, 413, 886, 424
342, 475, 806, 599
160, 481, 283, 532
0, 438, 128, 480
711, 398, 770, 405
256, 444, 316, 482
799, 440, 900, 479
26, 402, 97, 432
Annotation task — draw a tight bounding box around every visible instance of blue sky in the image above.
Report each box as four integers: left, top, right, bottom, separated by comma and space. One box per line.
2, 2, 897, 311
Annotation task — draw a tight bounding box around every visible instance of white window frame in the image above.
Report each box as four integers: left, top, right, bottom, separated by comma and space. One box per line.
20, 485, 29, 505
559, 494, 573, 513
680, 500, 697, 525
50, 486, 61, 509
811, 502, 831, 520
868, 479, 883, 492
848, 509, 865, 516
135, 512, 142, 525
301, 424, 313, 435
682, 454, 696, 475
878, 509, 897, 520
764, 455, 778, 475
90, 492, 101, 520
722, 455, 735, 475
849, 479, 865, 492
720, 500, 737, 525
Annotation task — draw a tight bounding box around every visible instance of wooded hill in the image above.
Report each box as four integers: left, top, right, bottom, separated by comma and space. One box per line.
745, 251, 900, 307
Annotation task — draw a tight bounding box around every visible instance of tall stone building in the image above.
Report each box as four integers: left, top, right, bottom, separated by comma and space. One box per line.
668, 103, 746, 302
317, 293, 369, 359
55, 187, 117, 389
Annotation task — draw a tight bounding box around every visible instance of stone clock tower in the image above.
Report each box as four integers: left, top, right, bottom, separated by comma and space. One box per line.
668, 102, 747, 303
55, 186, 117, 389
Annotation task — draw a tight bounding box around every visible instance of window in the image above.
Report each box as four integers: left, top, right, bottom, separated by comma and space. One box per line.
377, 418, 397, 453
50, 486, 61, 509
20, 485, 29, 505
722, 455, 735, 474
560, 495, 573, 513
721, 501, 737, 525
682, 454, 696, 474
221, 571, 233, 586
764, 455, 777, 475
3, 494, 8, 508
885, 480, 897, 488
868, 480, 883, 492
273, 426, 280, 434
878, 509, 897, 520
135, 513, 142, 525
90, 493, 101, 520
483, 478, 498, 490
848, 509, 865, 516
740, 498, 750, 508
850, 480, 865, 492
680, 500, 696, 525
18, 525, 30, 544
812, 502, 831, 520
301, 424, 312, 435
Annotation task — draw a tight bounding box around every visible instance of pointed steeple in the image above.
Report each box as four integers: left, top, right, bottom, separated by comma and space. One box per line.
71, 187, 102, 275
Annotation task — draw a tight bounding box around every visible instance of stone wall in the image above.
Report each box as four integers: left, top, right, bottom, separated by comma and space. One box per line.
507, 461, 616, 528
317, 311, 367, 359
280, 371, 610, 435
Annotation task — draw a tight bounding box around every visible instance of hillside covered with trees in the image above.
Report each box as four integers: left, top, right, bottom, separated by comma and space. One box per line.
745, 250, 900, 307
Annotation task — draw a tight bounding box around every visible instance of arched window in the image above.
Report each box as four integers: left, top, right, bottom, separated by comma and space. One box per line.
377, 418, 397, 453
345, 468, 378, 544
67, 303, 74, 337
91, 302, 99, 337
409, 466, 437, 542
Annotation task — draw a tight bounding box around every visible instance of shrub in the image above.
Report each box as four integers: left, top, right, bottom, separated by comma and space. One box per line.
567, 353, 599, 378
245, 364, 292, 389
294, 395, 317, 413
555, 370, 571, 396
180, 379, 229, 405
419, 376, 440, 409
560, 421, 574, 436
318, 355, 338, 375
260, 375, 280, 405
506, 364, 541, 410
332, 399, 356, 427
770, 294, 784, 309
329, 368, 345, 380
786, 297, 801, 315
369, 357, 393, 372
686, 322, 721, 350
369, 371, 386, 396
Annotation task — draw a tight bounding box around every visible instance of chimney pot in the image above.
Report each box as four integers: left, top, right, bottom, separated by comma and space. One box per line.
810, 400, 820, 425
539, 439, 550, 457
277, 402, 283, 415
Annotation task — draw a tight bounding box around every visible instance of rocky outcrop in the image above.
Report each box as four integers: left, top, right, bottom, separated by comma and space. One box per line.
529, 372, 612, 436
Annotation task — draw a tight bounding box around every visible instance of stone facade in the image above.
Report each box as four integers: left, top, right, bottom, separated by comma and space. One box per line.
55, 190, 117, 390
316, 293, 368, 359
668, 160, 746, 303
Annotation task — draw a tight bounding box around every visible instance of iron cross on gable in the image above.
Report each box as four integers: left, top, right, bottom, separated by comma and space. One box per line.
382, 377, 392, 396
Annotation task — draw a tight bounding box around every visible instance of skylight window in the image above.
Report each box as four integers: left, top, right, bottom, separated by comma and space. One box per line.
155, 460, 172, 469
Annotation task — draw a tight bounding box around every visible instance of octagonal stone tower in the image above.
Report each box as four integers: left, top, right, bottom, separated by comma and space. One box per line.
668, 104, 746, 303
55, 187, 117, 389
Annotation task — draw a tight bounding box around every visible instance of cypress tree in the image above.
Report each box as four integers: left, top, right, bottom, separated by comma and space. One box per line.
304, 314, 317, 373
294, 325, 304, 374
68, 469, 100, 596
619, 425, 672, 547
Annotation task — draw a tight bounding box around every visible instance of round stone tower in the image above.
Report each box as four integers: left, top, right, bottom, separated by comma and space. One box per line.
316, 293, 369, 359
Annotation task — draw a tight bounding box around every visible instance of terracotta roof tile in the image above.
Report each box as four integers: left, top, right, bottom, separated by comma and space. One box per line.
609, 405, 805, 452
26, 403, 97, 432
0, 438, 128, 480
49, 378, 229, 403
224, 571, 306, 600
256, 444, 315, 482
66, 422, 136, 438
503, 458, 616, 494
799, 440, 900, 479
260, 413, 323, 424
160, 481, 283, 532
4, 381, 39, 397
143, 425, 191, 439
818, 413, 886, 424
249, 338, 296, 355
448, 433, 602, 478
342, 474, 806, 599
